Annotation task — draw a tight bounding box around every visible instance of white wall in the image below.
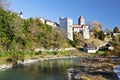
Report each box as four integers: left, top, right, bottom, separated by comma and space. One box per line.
45, 21, 57, 28
74, 28, 81, 32
39, 18, 45, 23
113, 33, 120, 36
46, 21, 54, 26
59, 17, 73, 41
83, 29, 90, 39
67, 18, 73, 41
87, 50, 97, 53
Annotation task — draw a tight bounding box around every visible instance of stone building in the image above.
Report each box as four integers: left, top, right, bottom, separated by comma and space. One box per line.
59, 16, 90, 40
59, 17, 73, 41
39, 17, 58, 28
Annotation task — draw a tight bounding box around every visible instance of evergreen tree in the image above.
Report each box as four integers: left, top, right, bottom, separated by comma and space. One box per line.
95, 31, 105, 40
113, 26, 119, 33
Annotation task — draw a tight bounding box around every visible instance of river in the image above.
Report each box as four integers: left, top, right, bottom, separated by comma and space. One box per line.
0, 57, 83, 80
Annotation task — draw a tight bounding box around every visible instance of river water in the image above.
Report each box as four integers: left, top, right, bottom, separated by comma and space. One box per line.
0, 58, 83, 80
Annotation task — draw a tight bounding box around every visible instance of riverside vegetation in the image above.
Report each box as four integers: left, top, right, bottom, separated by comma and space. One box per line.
0, 1, 115, 65
1, 1, 120, 80
0, 8, 97, 65
0, 5, 119, 62
0, 8, 72, 64
1, 4, 120, 80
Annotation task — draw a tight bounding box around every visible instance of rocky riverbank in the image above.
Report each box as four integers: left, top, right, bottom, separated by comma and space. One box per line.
68, 57, 120, 80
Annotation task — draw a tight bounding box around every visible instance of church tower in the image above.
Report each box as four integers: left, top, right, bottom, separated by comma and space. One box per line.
78, 16, 85, 25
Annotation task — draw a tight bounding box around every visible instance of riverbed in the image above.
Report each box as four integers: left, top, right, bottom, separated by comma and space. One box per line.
0, 57, 83, 80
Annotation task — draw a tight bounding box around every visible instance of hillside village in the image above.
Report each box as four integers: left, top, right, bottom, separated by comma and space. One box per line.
37, 15, 119, 54
37, 16, 107, 53
4, 10, 120, 54
39, 16, 90, 41
22, 15, 110, 53
1, 1, 120, 80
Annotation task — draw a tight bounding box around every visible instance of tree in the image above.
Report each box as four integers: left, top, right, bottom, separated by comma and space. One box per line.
113, 35, 120, 42
105, 28, 112, 38
95, 31, 105, 40
87, 21, 103, 32
105, 28, 112, 34
113, 26, 119, 33
0, 8, 70, 53
0, 0, 11, 10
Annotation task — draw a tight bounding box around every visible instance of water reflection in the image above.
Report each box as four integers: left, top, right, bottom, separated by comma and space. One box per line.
0, 58, 82, 80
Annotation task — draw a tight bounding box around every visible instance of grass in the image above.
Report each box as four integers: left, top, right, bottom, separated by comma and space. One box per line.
97, 51, 105, 56
0, 49, 97, 65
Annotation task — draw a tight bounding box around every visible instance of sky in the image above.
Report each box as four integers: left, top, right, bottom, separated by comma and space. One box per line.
9, 0, 120, 30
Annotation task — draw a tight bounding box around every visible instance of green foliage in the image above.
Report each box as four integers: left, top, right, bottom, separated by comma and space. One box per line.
112, 35, 120, 42
59, 51, 71, 56
0, 8, 69, 55
0, 51, 9, 57
105, 46, 120, 56
95, 31, 105, 40
71, 32, 84, 47
113, 26, 119, 33
97, 51, 105, 56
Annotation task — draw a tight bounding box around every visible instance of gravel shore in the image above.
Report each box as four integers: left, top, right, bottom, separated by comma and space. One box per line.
68, 57, 120, 80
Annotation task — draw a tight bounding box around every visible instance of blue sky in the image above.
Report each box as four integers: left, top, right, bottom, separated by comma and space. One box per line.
9, 0, 120, 30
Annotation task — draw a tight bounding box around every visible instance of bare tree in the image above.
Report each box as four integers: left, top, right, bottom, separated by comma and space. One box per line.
105, 28, 112, 34
0, 0, 11, 10
87, 21, 103, 32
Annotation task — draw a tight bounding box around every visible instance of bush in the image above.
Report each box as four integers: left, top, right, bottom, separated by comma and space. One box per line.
6, 58, 13, 63
95, 31, 105, 40
35, 51, 42, 55
0, 51, 9, 57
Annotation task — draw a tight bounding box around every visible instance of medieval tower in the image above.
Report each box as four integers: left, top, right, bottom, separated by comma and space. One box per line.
78, 16, 85, 25
59, 17, 73, 41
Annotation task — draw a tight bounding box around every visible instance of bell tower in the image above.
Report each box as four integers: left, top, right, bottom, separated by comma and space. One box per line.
78, 16, 85, 25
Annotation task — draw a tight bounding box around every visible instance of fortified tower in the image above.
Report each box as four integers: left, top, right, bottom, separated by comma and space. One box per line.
59, 17, 73, 41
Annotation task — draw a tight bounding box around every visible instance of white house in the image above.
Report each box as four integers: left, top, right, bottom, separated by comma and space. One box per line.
73, 24, 81, 32
18, 12, 23, 19
45, 19, 58, 28
73, 25, 90, 39
113, 33, 120, 36
83, 43, 98, 53
39, 17, 58, 28
39, 17, 45, 23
